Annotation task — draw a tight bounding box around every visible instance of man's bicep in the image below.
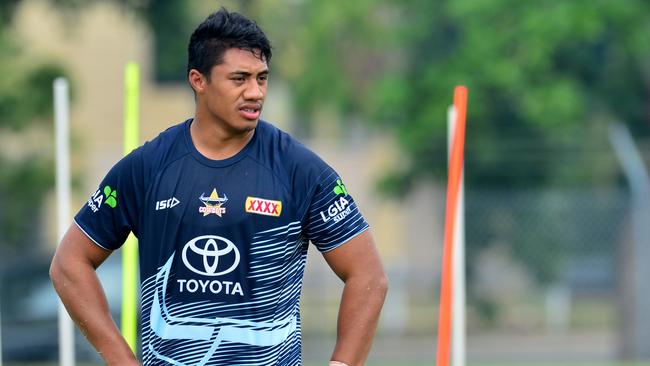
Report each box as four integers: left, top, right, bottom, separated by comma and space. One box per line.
54, 223, 113, 270
321, 230, 383, 282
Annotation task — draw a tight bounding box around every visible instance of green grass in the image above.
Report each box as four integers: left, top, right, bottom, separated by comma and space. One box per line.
467, 364, 650, 366
308, 364, 650, 366
6, 363, 650, 366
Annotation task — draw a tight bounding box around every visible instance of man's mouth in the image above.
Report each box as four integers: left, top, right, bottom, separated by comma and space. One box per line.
239, 104, 262, 120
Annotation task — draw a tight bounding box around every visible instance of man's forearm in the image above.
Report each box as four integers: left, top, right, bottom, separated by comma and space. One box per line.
330, 273, 388, 366
50, 256, 138, 365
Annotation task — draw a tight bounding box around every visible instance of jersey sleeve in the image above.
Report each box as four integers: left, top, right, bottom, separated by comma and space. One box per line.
303, 167, 369, 252
74, 148, 144, 251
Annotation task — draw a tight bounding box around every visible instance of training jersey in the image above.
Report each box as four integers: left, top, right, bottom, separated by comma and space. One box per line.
74, 119, 369, 365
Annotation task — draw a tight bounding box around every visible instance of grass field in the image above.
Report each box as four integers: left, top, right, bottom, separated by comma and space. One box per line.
334, 364, 650, 366
308, 364, 650, 366
5, 363, 650, 366
303, 364, 650, 366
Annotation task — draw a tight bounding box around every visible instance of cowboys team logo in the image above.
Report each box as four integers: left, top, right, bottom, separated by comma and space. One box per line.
198, 188, 228, 217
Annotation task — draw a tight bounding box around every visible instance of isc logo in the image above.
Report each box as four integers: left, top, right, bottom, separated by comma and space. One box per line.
156, 197, 180, 210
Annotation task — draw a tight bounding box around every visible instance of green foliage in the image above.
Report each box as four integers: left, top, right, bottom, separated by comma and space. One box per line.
260, 0, 650, 290
0, 0, 190, 251
0, 60, 64, 246
257, 0, 398, 134
4, 0, 645, 286
0, 64, 66, 130
145, 0, 195, 82
0, 157, 54, 247
270, 0, 650, 190
0, 14, 67, 252
376, 0, 649, 189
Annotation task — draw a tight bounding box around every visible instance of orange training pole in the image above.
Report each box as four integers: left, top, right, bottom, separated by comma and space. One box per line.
437, 86, 468, 366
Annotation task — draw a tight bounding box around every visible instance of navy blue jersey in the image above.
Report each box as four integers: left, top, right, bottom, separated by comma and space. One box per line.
74, 119, 369, 365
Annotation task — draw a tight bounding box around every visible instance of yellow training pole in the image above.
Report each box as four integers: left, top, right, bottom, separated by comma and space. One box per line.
121, 62, 140, 353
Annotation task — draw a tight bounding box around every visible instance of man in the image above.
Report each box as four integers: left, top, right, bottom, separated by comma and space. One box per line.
50, 7, 387, 366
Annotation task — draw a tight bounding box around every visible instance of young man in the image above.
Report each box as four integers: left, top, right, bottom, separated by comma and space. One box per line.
50, 8, 387, 366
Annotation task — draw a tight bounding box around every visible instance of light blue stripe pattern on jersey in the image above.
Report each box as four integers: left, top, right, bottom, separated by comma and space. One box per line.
141, 221, 304, 366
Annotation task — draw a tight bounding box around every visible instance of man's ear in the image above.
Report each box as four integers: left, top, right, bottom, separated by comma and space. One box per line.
188, 69, 207, 94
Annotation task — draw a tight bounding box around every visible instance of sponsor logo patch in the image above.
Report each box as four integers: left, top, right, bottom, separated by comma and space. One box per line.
87, 185, 117, 212
198, 188, 228, 217
156, 197, 180, 211
179, 235, 244, 296
319, 178, 352, 223
245, 196, 282, 217
182, 235, 240, 276
333, 179, 348, 196
320, 196, 352, 223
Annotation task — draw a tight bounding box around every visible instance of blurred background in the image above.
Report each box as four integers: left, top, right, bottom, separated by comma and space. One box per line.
1, 0, 650, 365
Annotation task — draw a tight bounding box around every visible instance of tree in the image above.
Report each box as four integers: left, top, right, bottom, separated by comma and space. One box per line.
268, 0, 650, 190
0, 15, 65, 254
257, 0, 650, 285
0, 0, 197, 255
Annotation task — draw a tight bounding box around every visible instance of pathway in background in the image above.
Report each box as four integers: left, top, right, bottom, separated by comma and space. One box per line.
304, 329, 616, 364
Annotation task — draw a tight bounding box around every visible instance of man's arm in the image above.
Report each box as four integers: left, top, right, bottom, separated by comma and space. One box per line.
50, 224, 138, 366
322, 230, 388, 366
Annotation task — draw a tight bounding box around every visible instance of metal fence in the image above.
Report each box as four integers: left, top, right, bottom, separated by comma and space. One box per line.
465, 188, 626, 327
301, 186, 634, 364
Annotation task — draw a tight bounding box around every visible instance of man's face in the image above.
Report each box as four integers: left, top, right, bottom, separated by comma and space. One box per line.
196, 48, 268, 133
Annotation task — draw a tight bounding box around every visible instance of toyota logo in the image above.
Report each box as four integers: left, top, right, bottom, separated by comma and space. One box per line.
181, 235, 240, 276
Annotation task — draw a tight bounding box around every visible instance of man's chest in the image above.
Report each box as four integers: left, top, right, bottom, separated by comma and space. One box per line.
143, 161, 295, 231
137, 160, 307, 302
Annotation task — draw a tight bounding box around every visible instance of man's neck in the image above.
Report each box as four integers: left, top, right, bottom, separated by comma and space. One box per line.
189, 115, 255, 161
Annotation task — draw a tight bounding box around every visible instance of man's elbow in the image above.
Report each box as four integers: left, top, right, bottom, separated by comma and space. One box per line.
50, 250, 76, 292
375, 272, 389, 298
49, 253, 65, 289
361, 271, 388, 299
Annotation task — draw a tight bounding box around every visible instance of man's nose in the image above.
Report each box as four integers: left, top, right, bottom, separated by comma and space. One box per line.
243, 79, 264, 100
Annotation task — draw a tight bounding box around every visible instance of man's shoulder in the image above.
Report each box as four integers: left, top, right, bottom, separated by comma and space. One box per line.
256, 120, 332, 192
118, 119, 189, 183
137, 120, 189, 163
257, 120, 323, 166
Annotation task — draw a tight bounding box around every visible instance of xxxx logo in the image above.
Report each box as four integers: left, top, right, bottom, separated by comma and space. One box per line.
245, 197, 282, 217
